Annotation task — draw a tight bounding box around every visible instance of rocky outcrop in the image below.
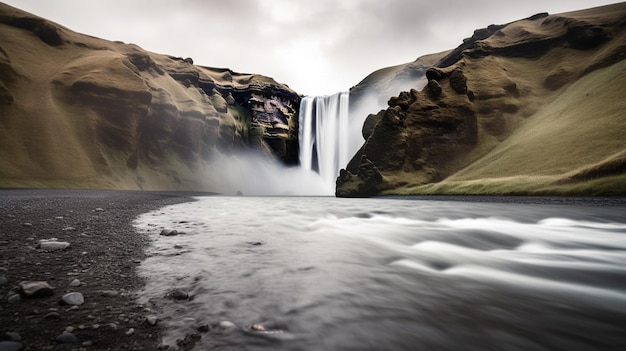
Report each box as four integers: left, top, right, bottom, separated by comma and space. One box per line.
0, 3, 299, 190
338, 2, 626, 197
337, 68, 477, 197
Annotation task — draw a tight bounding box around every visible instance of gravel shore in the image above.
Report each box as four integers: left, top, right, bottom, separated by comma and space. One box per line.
0, 189, 203, 350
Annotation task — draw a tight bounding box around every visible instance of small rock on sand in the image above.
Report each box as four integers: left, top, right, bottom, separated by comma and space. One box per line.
56, 332, 78, 343
18, 281, 54, 298
146, 315, 158, 326
7, 294, 20, 303
60, 292, 84, 306
101, 290, 118, 297
0, 341, 24, 351
38, 240, 70, 251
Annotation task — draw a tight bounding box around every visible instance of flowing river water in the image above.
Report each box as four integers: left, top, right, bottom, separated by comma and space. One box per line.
134, 197, 626, 350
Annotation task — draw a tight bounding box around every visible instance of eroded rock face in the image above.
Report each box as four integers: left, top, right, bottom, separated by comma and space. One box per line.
0, 3, 300, 189
337, 67, 478, 197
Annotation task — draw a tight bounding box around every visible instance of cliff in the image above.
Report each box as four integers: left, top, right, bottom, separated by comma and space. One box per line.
0, 3, 299, 191
337, 3, 626, 197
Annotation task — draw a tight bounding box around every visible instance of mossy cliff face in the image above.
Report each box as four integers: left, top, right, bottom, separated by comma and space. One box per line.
336, 68, 477, 197
0, 3, 299, 190
338, 3, 626, 197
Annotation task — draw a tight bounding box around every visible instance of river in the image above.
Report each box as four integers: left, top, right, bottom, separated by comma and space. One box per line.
134, 196, 626, 350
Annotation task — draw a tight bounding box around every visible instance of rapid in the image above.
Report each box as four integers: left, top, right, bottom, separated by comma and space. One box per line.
134, 196, 626, 350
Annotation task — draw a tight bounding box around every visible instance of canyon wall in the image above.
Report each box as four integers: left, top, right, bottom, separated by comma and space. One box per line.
0, 3, 299, 191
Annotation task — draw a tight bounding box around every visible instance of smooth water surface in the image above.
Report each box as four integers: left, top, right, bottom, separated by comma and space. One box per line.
134, 197, 626, 350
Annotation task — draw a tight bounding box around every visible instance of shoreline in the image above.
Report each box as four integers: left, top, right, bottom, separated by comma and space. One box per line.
0, 189, 199, 350
375, 195, 626, 206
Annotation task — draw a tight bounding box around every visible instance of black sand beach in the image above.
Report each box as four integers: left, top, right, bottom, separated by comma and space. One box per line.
0, 189, 201, 350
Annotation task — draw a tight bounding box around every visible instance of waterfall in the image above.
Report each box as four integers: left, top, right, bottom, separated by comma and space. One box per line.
298, 91, 350, 192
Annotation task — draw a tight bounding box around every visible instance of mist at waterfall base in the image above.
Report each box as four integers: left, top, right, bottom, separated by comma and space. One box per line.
201, 152, 329, 196
135, 197, 626, 350
204, 91, 366, 196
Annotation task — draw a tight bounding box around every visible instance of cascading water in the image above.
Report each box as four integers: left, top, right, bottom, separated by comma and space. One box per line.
298, 92, 351, 192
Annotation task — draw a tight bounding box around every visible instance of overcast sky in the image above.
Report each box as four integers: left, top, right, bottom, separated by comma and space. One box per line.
4, 0, 621, 95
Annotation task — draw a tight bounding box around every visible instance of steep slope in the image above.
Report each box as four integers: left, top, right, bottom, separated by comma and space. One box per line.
0, 3, 299, 190
337, 3, 626, 197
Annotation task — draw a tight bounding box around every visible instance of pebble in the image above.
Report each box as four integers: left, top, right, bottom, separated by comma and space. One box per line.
167, 289, 189, 300
62, 227, 76, 231
43, 312, 61, 320
22, 223, 32, 227
56, 332, 78, 343
92, 324, 100, 330
0, 341, 23, 351
37, 240, 70, 251
125, 328, 135, 336
95, 208, 105, 212
146, 315, 158, 326
197, 324, 210, 333
0, 276, 7, 286
246, 241, 264, 246
18, 281, 54, 298
160, 229, 178, 236
101, 290, 119, 297
69, 279, 81, 287
82, 341, 93, 347
218, 321, 236, 330
60, 292, 84, 306
7, 294, 20, 304
65, 326, 74, 333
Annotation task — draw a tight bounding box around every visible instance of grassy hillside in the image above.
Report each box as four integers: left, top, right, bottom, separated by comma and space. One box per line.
338, 3, 626, 197
0, 3, 298, 191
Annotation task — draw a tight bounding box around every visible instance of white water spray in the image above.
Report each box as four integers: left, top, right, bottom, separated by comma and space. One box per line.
298, 92, 352, 192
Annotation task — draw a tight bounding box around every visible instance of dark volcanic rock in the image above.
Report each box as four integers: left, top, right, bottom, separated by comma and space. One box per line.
167, 289, 189, 300
336, 156, 384, 197
56, 332, 78, 343
160, 229, 178, 236
338, 63, 478, 197
0, 341, 23, 351
18, 281, 54, 298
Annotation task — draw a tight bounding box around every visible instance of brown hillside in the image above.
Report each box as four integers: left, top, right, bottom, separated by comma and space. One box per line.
0, 3, 299, 191
337, 3, 626, 197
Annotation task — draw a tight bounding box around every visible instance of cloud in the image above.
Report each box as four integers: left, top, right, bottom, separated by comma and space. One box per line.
4, 0, 622, 95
